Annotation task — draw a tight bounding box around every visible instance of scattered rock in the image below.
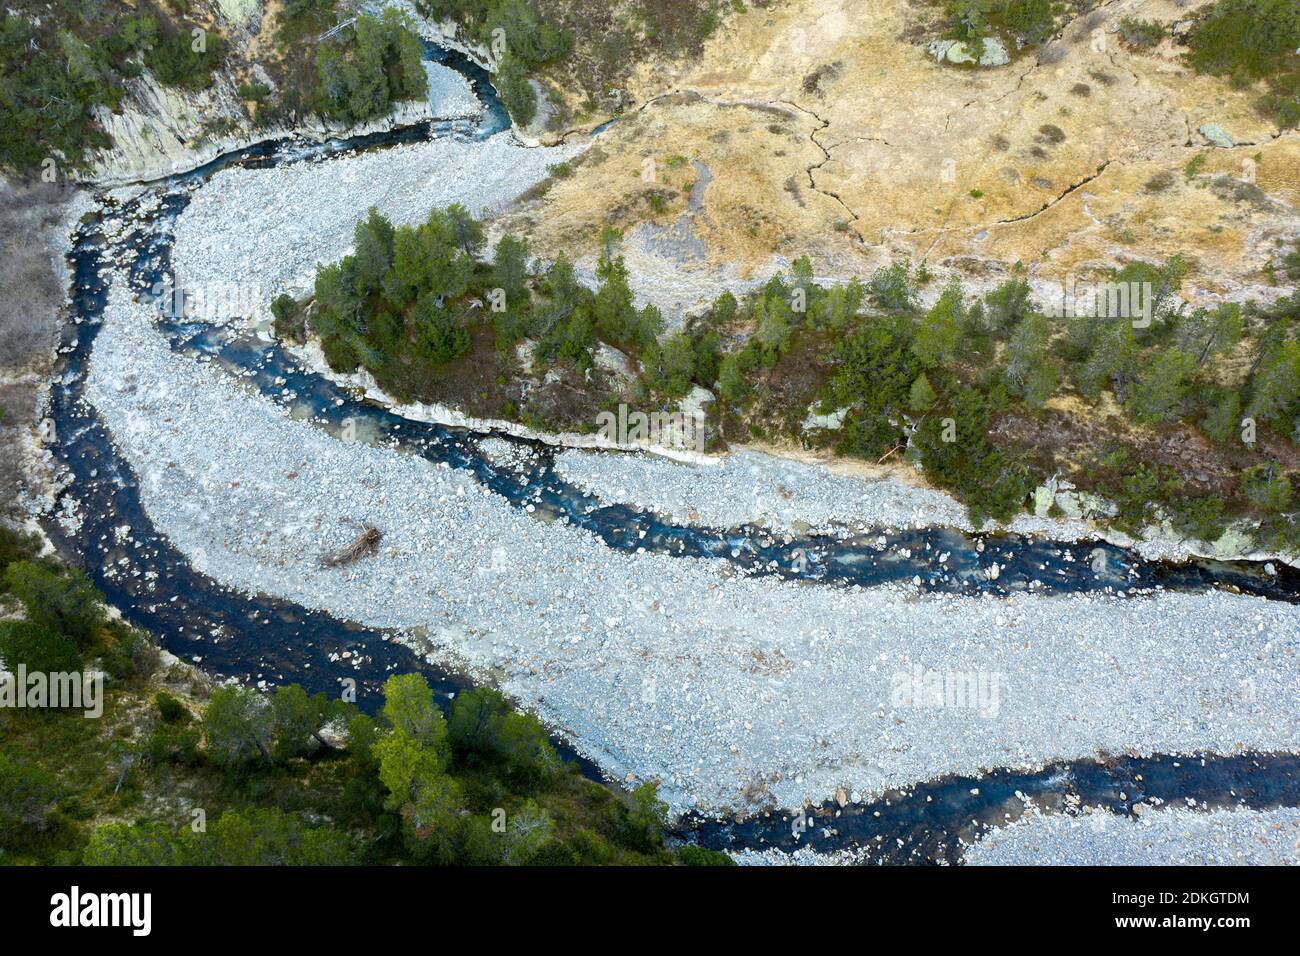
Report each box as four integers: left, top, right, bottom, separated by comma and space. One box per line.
1199, 123, 1235, 148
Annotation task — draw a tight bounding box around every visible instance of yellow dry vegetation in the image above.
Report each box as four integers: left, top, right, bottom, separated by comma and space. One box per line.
510, 0, 1299, 299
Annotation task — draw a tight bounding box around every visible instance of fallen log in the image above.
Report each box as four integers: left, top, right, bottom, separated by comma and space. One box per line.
320, 524, 382, 568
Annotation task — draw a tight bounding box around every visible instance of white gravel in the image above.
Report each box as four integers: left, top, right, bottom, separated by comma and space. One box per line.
553, 445, 1299, 568
964, 806, 1300, 866
84, 283, 1300, 817
171, 131, 582, 321
554, 446, 969, 533
421, 59, 482, 119
730, 845, 871, 866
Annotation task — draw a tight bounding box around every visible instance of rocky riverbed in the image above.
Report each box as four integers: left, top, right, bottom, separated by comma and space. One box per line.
963, 805, 1300, 866
171, 126, 581, 315
84, 279, 1300, 818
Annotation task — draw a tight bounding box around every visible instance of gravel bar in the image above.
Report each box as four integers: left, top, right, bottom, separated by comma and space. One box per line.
964, 806, 1300, 866
85, 284, 1300, 817
171, 131, 581, 319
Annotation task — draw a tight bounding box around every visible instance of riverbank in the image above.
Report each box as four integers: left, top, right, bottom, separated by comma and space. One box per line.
281, 312, 1300, 569
552, 444, 1300, 568
171, 129, 582, 310
83, 280, 1300, 818
730, 805, 1300, 865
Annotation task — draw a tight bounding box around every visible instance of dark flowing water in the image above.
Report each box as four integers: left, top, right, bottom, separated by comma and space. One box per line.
40, 45, 1300, 863
681, 751, 1300, 863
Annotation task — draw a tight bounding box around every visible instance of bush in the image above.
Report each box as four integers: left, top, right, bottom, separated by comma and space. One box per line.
312, 11, 428, 123
270, 293, 305, 343
1118, 18, 1165, 49
836, 409, 904, 460
913, 279, 967, 367
1185, 0, 1300, 126
145, 722, 202, 766
1170, 495, 1228, 542
0, 751, 58, 840
0, 527, 48, 585
983, 275, 1032, 337
203, 685, 273, 768
84, 808, 355, 865
866, 261, 916, 312
155, 690, 187, 724
913, 388, 1033, 524
145, 24, 225, 91
1242, 464, 1292, 512
943, 0, 1058, 48
1000, 0, 1058, 46
678, 844, 737, 866
1127, 348, 1195, 423
1, 562, 104, 649
825, 315, 920, 412
496, 52, 538, 126
623, 782, 668, 854
97, 622, 156, 681
1201, 388, 1242, 444
448, 687, 560, 785
0, 620, 83, 675
644, 333, 696, 398
411, 297, 472, 367
1185, 0, 1299, 83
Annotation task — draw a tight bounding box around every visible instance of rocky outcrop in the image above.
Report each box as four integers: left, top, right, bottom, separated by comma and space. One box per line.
85, 71, 439, 186
81, 1, 448, 185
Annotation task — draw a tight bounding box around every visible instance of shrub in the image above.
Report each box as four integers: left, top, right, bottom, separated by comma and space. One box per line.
145, 24, 226, 91
0, 751, 58, 839
0, 620, 83, 675
203, 685, 273, 768
1185, 0, 1300, 126
983, 275, 1032, 336
1242, 463, 1292, 512
866, 261, 916, 312
1118, 18, 1165, 49
913, 388, 1033, 524
1127, 349, 1196, 423
156, 690, 187, 724
411, 297, 471, 366
909, 373, 937, 411
1201, 388, 1242, 444
1170, 495, 1228, 542
1185, 0, 1299, 83
448, 687, 560, 785
270, 294, 305, 343
84, 808, 355, 865
97, 622, 156, 681
623, 781, 668, 854
644, 333, 697, 398
718, 354, 748, 405
825, 314, 920, 411
836, 409, 904, 460
495, 52, 537, 126
0, 527, 47, 584
1003, 313, 1058, 408
913, 279, 967, 367
678, 844, 737, 866
1, 562, 104, 649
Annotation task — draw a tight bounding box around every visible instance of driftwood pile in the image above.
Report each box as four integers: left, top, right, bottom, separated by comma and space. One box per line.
319, 523, 382, 568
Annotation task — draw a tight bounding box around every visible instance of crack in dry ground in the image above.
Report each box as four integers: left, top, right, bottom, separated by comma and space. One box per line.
775, 98, 865, 226
995, 159, 1115, 224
